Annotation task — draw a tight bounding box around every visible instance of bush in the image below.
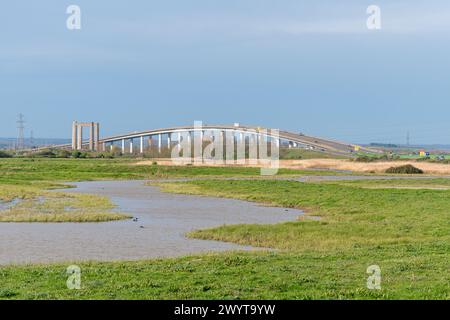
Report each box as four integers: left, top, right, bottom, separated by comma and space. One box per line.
89, 152, 115, 159
110, 146, 123, 157
385, 164, 423, 174
33, 150, 56, 158
354, 154, 394, 162
71, 150, 82, 158
0, 150, 12, 158
354, 156, 376, 162
56, 150, 71, 158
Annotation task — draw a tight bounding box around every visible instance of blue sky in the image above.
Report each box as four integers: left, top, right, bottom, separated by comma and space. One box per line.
1, 0, 449, 144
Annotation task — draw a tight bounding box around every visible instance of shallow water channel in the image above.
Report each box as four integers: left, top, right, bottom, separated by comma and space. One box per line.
0, 180, 302, 265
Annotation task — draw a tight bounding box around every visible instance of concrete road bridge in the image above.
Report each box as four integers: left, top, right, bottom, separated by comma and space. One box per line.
63, 123, 379, 157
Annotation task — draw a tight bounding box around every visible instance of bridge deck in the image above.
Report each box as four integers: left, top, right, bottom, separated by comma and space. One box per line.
28, 125, 380, 155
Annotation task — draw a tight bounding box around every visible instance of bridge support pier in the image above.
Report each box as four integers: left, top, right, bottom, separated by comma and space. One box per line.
89, 123, 95, 151
72, 122, 78, 150
94, 123, 100, 151
158, 134, 162, 153
248, 133, 257, 164
77, 125, 83, 150
187, 131, 192, 145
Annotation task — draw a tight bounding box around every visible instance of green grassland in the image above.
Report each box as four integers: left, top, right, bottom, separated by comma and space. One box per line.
2, 245, 447, 300
318, 178, 450, 189
0, 158, 449, 299
0, 158, 342, 188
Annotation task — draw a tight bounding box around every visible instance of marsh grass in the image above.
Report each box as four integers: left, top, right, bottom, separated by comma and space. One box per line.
0, 158, 340, 187
319, 178, 450, 190
0, 186, 129, 222
156, 180, 450, 251
150, 179, 450, 299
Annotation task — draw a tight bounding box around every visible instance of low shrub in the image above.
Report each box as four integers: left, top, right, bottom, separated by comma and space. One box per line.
56, 150, 71, 158
0, 150, 12, 158
33, 150, 57, 158
355, 154, 397, 162
354, 156, 376, 162
71, 150, 82, 158
385, 164, 424, 174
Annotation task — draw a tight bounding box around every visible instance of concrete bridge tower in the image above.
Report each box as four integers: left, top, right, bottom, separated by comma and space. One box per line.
72, 121, 100, 151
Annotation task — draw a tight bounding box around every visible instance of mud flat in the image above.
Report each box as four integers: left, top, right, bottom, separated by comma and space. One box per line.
0, 180, 302, 265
